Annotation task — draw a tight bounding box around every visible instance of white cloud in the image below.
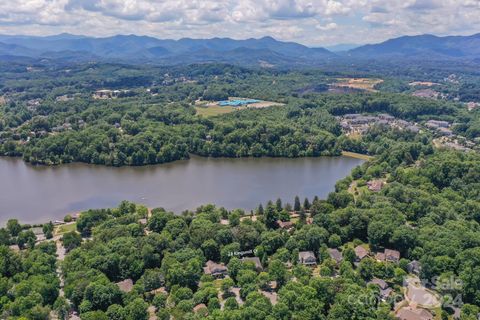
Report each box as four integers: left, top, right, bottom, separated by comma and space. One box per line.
316, 22, 338, 30
0, 0, 478, 46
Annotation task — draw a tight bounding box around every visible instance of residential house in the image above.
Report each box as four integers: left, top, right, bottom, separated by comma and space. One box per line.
71, 212, 81, 221
467, 102, 479, 111
259, 290, 278, 305
193, 304, 208, 315
385, 249, 401, 263
412, 89, 439, 100
298, 251, 317, 266
375, 252, 386, 262
277, 220, 294, 231
406, 125, 420, 133
148, 286, 167, 296
93, 89, 130, 99
437, 127, 453, 136
241, 257, 263, 272
266, 281, 277, 292
116, 279, 134, 293
368, 278, 393, 300
375, 249, 400, 263
203, 260, 228, 278
378, 114, 395, 121
354, 245, 369, 261
30, 227, 46, 242
328, 248, 343, 265
407, 260, 421, 275
397, 119, 410, 127
367, 180, 384, 192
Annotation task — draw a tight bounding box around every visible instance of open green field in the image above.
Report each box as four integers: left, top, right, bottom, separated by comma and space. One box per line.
54, 222, 77, 235
342, 151, 374, 161
195, 105, 235, 117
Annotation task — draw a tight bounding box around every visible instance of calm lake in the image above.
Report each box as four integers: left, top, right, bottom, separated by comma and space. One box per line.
0, 156, 363, 225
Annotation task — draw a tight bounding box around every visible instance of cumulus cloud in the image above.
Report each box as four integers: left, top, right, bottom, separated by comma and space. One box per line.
316, 22, 338, 30
0, 0, 478, 46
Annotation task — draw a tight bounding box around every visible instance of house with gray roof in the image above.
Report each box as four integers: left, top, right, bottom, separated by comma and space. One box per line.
241, 257, 263, 272
328, 248, 343, 264
298, 251, 317, 266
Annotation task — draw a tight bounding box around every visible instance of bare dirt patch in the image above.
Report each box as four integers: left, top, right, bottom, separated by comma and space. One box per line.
409, 81, 440, 87
334, 78, 383, 92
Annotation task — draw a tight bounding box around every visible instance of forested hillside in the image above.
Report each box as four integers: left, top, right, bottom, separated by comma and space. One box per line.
1, 144, 479, 319
0, 59, 480, 319
1, 63, 477, 166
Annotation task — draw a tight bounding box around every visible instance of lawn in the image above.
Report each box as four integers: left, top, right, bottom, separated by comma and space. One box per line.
195, 105, 235, 117
55, 222, 77, 235
335, 78, 383, 92
342, 151, 374, 161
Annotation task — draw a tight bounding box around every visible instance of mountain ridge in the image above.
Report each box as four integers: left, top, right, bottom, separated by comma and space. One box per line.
348, 33, 480, 59
0, 32, 479, 66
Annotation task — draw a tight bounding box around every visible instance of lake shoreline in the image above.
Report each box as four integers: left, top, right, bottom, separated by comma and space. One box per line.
0, 155, 364, 226
0, 151, 360, 169
341, 151, 374, 161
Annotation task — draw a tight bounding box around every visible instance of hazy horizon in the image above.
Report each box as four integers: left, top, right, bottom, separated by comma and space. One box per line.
0, 31, 479, 50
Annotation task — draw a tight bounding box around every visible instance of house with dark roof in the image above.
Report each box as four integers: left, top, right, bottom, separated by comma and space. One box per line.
298, 251, 317, 266
368, 278, 393, 300
203, 260, 228, 278
328, 248, 343, 264
407, 260, 421, 275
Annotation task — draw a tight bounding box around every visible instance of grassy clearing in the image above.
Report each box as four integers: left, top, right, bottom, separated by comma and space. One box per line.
55, 222, 77, 235
342, 151, 373, 161
335, 78, 383, 92
195, 106, 235, 117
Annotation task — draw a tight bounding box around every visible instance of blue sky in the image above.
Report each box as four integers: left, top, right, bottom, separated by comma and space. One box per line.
0, 0, 479, 46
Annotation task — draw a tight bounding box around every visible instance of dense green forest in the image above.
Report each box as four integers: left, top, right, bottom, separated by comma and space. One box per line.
1, 61, 480, 319
0, 63, 478, 166
1, 144, 480, 319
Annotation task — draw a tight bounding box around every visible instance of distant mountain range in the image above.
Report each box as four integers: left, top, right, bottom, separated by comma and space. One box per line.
0, 34, 333, 66
0, 33, 479, 66
348, 33, 480, 60
325, 43, 360, 52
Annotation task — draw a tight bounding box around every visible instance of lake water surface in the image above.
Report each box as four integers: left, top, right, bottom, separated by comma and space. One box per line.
0, 156, 363, 225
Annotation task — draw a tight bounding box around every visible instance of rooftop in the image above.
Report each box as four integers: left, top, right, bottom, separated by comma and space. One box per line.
219, 99, 260, 107
116, 279, 134, 293
328, 248, 343, 263
354, 245, 369, 260
241, 257, 263, 271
